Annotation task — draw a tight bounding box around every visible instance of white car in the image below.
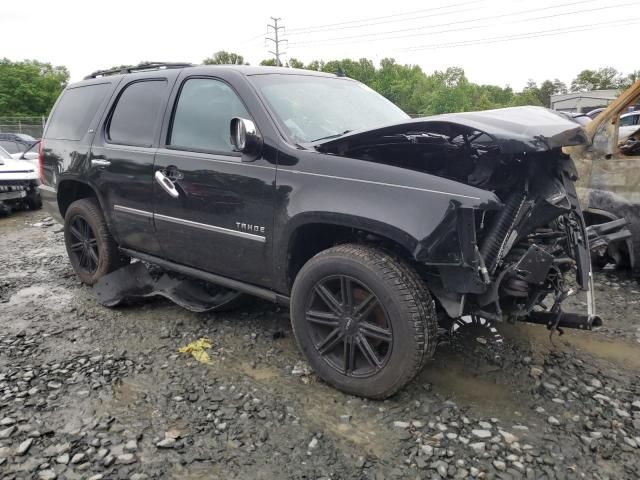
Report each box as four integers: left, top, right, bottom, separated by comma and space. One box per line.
0, 145, 42, 214
618, 111, 640, 142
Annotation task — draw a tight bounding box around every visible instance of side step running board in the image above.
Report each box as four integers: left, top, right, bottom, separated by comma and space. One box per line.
119, 248, 290, 306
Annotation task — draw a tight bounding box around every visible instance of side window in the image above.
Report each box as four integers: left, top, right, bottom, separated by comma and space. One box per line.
46, 84, 110, 141
169, 78, 250, 153
619, 115, 634, 127
108, 80, 167, 147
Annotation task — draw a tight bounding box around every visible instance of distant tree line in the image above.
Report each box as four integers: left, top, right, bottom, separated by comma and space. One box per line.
0, 59, 69, 116
206, 51, 640, 115
0, 53, 638, 117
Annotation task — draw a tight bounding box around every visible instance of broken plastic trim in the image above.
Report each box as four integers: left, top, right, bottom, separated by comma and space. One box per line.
94, 262, 243, 312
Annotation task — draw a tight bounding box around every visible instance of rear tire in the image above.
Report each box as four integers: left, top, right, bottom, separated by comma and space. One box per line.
64, 198, 125, 285
290, 244, 437, 399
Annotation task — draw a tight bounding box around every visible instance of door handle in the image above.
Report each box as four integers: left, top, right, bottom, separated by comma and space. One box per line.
91, 159, 111, 167
155, 170, 180, 198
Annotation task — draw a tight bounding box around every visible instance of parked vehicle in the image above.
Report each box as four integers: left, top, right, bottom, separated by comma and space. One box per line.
0, 145, 42, 215
569, 81, 640, 272
618, 111, 640, 142
40, 63, 602, 398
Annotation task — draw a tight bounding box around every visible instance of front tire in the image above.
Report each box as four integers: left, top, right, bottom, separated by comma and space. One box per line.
290, 244, 437, 399
64, 198, 125, 285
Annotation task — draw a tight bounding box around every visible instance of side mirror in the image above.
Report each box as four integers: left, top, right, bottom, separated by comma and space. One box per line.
230, 117, 262, 160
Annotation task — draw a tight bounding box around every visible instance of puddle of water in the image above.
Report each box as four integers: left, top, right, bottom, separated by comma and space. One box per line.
501, 323, 640, 370
238, 362, 280, 381
419, 351, 526, 420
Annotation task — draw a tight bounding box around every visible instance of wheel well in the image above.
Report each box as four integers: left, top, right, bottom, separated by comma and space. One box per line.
287, 223, 413, 288
57, 180, 99, 218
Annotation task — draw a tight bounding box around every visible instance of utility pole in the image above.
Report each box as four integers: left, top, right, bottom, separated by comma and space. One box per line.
266, 17, 286, 66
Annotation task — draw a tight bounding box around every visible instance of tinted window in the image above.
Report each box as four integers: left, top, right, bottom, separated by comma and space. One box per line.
0, 141, 20, 154
108, 80, 167, 147
170, 78, 249, 153
0, 146, 11, 159
46, 84, 110, 141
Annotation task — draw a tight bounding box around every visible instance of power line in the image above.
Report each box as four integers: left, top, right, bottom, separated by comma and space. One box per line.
400, 17, 640, 51
286, 0, 479, 34
287, 0, 600, 38
287, 0, 633, 47
266, 17, 287, 66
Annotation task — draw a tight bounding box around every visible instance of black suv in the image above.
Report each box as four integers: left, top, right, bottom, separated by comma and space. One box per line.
40, 63, 599, 398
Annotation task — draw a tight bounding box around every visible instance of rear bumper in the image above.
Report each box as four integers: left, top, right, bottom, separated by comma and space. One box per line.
39, 185, 63, 223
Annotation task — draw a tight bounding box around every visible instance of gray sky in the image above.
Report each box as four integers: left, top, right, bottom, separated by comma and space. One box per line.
2, 0, 638, 89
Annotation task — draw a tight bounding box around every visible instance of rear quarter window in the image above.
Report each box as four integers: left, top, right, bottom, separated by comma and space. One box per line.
46, 83, 110, 141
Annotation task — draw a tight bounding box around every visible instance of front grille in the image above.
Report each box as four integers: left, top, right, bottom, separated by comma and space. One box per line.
0, 180, 33, 192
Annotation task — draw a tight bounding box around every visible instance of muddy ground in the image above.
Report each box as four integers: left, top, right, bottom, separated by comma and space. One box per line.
1, 210, 639, 480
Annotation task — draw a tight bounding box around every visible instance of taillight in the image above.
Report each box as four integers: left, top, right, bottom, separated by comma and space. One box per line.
38, 141, 45, 184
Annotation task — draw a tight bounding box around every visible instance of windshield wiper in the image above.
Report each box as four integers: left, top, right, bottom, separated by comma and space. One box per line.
311, 130, 352, 143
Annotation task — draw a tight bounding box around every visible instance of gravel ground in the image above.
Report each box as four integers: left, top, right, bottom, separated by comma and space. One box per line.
1, 210, 639, 480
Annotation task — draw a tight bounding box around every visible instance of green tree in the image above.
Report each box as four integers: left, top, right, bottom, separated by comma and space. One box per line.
203, 51, 246, 65
570, 68, 623, 92
620, 70, 640, 90
0, 59, 69, 116
259, 58, 278, 66
287, 58, 305, 69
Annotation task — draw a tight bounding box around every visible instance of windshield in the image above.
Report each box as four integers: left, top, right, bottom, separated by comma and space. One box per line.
249, 74, 409, 144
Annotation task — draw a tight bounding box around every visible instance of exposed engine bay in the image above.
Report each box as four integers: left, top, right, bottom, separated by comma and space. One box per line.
315, 107, 623, 332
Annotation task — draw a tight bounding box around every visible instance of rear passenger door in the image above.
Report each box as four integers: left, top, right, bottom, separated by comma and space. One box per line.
152, 74, 276, 287
91, 75, 176, 255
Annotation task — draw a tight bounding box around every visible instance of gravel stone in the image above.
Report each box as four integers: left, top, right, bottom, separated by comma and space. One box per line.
117, 453, 136, 464
17, 437, 33, 455
156, 438, 176, 449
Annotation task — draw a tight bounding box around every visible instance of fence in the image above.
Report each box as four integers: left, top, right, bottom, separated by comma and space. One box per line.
0, 117, 47, 139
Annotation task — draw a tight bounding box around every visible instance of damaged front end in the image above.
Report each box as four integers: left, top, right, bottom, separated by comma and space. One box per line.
317, 106, 611, 331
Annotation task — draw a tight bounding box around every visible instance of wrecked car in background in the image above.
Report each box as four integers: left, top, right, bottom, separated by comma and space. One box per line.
39, 64, 605, 399
0, 145, 42, 215
567, 80, 640, 273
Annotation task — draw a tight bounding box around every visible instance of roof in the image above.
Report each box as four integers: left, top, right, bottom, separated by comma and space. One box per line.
83, 62, 337, 80
550, 89, 620, 103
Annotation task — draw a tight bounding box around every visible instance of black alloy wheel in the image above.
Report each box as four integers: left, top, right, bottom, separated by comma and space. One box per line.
64, 198, 126, 285
68, 215, 100, 274
291, 244, 438, 399
305, 275, 393, 378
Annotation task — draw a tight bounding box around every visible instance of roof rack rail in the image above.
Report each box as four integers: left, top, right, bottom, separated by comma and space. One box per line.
84, 62, 194, 79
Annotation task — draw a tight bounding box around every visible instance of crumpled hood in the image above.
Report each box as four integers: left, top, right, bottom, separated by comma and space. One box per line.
315, 106, 588, 155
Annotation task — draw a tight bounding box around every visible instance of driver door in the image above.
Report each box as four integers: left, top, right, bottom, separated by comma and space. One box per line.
152, 75, 276, 287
